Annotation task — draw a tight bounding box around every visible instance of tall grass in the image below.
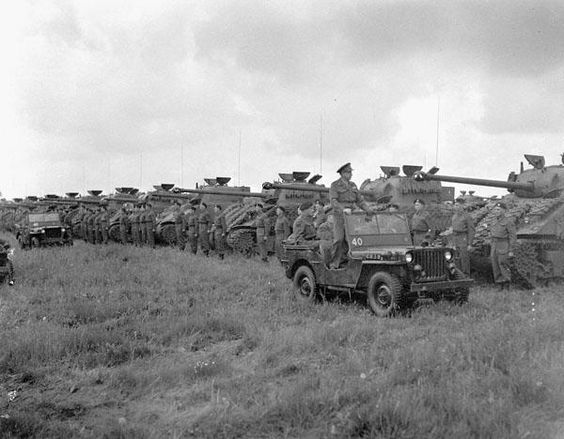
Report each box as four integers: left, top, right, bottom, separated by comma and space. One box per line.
0, 236, 563, 438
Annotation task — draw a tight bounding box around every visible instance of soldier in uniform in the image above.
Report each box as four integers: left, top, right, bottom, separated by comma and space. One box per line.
129, 206, 140, 246
87, 209, 97, 244
138, 204, 147, 246
410, 199, 432, 246
313, 200, 326, 228
316, 206, 334, 267
329, 163, 374, 269
173, 202, 185, 250
290, 202, 317, 244
119, 206, 129, 245
79, 206, 89, 242
100, 205, 109, 244
274, 206, 291, 259
197, 201, 212, 256
451, 197, 475, 275
489, 202, 516, 289
145, 203, 156, 249
213, 204, 228, 259
185, 204, 198, 254
255, 206, 271, 262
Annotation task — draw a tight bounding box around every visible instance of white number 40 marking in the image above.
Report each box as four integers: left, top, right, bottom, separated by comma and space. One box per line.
351, 237, 363, 246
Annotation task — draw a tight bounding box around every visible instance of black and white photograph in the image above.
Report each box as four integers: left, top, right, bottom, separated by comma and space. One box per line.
1, 1, 563, 437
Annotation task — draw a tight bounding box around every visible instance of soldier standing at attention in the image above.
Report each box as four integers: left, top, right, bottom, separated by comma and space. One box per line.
255, 206, 271, 262
274, 206, 291, 259
145, 203, 157, 249
138, 204, 147, 246
213, 204, 228, 260
451, 197, 475, 275
329, 163, 374, 269
88, 209, 97, 244
130, 206, 140, 246
119, 206, 129, 245
100, 205, 109, 244
410, 199, 432, 246
173, 202, 185, 250
489, 202, 516, 290
185, 205, 198, 254
79, 206, 89, 242
197, 202, 212, 256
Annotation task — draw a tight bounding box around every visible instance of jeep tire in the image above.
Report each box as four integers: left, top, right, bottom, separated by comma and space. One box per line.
292, 265, 317, 303
367, 272, 404, 317
452, 269, 470, 304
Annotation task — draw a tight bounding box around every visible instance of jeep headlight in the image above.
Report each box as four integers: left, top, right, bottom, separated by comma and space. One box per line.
444, 250, 453, 261
405, 252, 413, 263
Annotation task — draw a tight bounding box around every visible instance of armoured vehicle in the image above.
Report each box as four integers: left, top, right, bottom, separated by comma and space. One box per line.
414, 153, 564, 287
16, 211, 72, 248
281, 211, 472, 316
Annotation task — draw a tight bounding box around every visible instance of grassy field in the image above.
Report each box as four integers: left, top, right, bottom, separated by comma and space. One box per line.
0, 235, 563, 438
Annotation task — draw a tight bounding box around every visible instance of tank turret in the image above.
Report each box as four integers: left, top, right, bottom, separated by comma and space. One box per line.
414, 153, 564, 287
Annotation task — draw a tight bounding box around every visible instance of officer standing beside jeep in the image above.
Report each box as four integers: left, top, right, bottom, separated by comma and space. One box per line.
451, 197, 474, 275
329, 163, 374, 269
410, 199, 432, 246
490, 202, 516, 289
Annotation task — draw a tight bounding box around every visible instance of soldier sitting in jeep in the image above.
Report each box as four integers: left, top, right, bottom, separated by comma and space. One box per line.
280, 211, 472, 317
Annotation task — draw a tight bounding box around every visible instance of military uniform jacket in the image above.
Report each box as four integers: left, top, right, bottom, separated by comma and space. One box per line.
292, 213, 316, 243
100, 212, 109, 228
316, 221, 333, 241
198, 210, 212, 231
187, 214, 197, 232
214, 215, 227, 233
410, 211, 431, 233
144, 210, 156, 228
490, 216, 517, 252
128, 212, 138, 225
452, 212, 474, 242
119, 212, 129, 227
255, 214, 269, 238
174, 209, 184, 226
274, 215, 290, 238
329, 178, 368, 213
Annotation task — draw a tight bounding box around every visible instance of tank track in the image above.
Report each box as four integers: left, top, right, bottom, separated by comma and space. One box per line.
158, 224, 177, 245
226, 228, 255, 255
108, 225, 121, 242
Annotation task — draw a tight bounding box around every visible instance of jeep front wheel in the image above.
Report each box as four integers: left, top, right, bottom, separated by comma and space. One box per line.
292, 266, 317, 303
367, 272, 404, 317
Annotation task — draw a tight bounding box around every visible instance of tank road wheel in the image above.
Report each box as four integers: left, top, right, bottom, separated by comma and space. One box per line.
31, 237, 40, 248
159, 224, 177, 246
452, 269, 470, 305
108, 225, 120, 242
367, 272, 405, 317
292, 266, 317, 303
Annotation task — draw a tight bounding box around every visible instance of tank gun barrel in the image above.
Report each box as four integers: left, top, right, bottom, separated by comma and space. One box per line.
262, 182, 377, 199
413, 172, 535, 193
172, 187, 268, 198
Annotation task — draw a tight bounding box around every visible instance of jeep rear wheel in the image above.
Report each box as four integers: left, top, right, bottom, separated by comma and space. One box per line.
367, 272, 404, 317
292, 265, 317, 303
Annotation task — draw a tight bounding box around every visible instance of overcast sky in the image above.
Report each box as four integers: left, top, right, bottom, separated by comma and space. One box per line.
2, 0, 564, 199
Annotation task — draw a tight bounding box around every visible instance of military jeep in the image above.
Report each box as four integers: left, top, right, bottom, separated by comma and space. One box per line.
280, 211, 472, 317
16, 212, 72, 249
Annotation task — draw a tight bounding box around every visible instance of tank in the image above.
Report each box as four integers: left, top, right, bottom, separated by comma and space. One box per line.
414, 153, 564, 287
105, 188, 142, 242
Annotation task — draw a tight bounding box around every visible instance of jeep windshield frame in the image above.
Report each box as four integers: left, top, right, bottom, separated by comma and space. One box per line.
345, 212, 412, 253
27, 213, 61, 227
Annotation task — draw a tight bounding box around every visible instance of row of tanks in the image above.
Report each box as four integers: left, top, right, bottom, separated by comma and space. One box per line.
2, 152, 564, 287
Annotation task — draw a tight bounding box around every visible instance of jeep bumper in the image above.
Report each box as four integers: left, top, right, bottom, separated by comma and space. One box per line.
410, 278, 473, 293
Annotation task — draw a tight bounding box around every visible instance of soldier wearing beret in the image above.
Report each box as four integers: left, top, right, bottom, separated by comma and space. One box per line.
489, 202, 516, 289
185, 204, 198, 254
329, 163, 374, 268
197, 201, 212, 256
290, 202, 316, 244
173, 202, 186, 250
451, 197, 475, 275
255, 205, 271, 262
410, 199, 432, 246
274, 206, 291, 259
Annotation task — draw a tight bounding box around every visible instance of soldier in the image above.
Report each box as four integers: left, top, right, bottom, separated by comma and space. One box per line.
197, 201, 212, 256
185, 204, 198, 254
145, 203, 156, 249
173, 202, 185, 250
119, 206, 129, 245
87, 208, 97, 244
79, 206, 89, 242
274, 206, 291, 259
255, 205, 271, 262
213, 204, 228, 259
410, 199, 432, 246
100, 205, 109, 244
329, 163, 374, 269
451, 197, 475, 275
489, 202, 516, 289
289, 202, 317, 243
131, 206, 141, 246
138, 204, 147, 245
0, 238, 15, 285
317, 206, 334, 267
313, 200, 326, 228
